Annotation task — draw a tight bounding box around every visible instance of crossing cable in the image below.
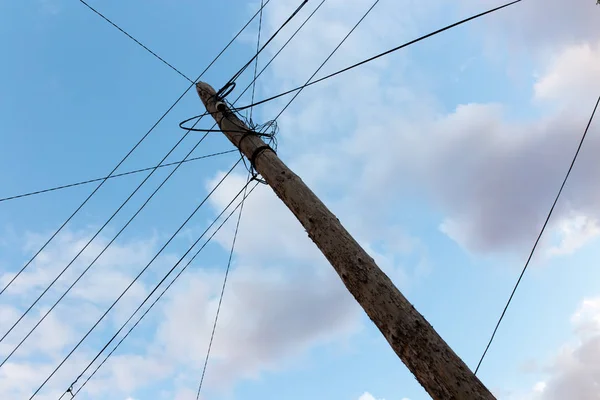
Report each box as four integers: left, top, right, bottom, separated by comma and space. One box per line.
178, 0, 328, 134
232, 0, 522, 113
0, 0, 271, 300
0, 19, 277, 364
474, 95, 600, 375
73, 2, 376, 384
198, 10, 392, 389
228, 0, 382, 181
24, 0, 311, 390
268, 0, 381, 122
29, 157, 244, 400
215, 0, 309, 99
183, 0, 380, 180
67, 179, 258, 400
179, 0, 329, 178
249, 0, 265, 123
78, 0, 193, 83
58, 4, 331, 394
196, 174, 251, 400
0, 123, 221, 369
0, 150, 237, 203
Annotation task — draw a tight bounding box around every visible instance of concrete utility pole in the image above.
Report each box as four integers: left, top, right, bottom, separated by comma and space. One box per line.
195, 82, 495, 400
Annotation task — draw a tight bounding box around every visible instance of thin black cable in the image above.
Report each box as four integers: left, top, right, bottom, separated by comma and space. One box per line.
0, 123, 214, 368
33, 0, 322, 393
196, 173, 250, 400
179, 0, 327, 134
234, 0, 522, 113
223, 0, 380, 183
28, 157, 243, 400
179, 0, 327, 137
25, 0, 291, 386
79, 0, 193, 83
65, 2, 328, 388
4, 39, 273, 361
0, 150, 236, 203
249, 0, 265, 123
269, 0, 381, 124
65, 6, 331, 389
62, 176, 252, 399
216, 0, 309, 98
69, 182, 259, 399
0, 0, 269, 300
475, 95, 600, 374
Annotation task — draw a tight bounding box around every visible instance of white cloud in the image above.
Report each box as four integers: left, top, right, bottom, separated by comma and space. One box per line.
548, 215, 600, 256
534, 41, 600, 103
242, 0, 600, 259
358, 392, 381, 400
533, 381, 546, 394
0, 215, 363, 399
522, 296, 600, 400
155, 240, 361, 390
4, 0, 600, 399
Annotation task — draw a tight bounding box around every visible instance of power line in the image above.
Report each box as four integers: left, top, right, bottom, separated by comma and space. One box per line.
0, 0, 276, 363
192, 5, 386, 389
249, 0, 265, 122
233, 0, 522, 113
0, 150, 236, 203
60, 3, 331, 394
270, 0, 381, 122
216, 0, 309, 99
69, 181, 259, 399
28, 157, 243, 400
179, 0, 329, 179
196, 174, 250, 400
0, 125, 210, 366
78, 0, 193, 83
0, 0, 270, 303
475, 95, 600, 374
23, 0, 311, 392
178, 0, 328, 134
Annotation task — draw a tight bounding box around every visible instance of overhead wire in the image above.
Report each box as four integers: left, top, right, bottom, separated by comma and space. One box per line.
0, 0, 271, 300
0, 122, 219, 368
26, 0, 522, 394
232, 0, 522, 113
28, 157, 244, 400
68, 181, 259, 399
0, 150, 236, 203
177, 0, 328, 134
268, 0, 381, 122
249, 0, 265, 123
55, 0, 332, 394
474, 95, 600, 374
215, 0, 309, 99
78, 0, 193, 83
189, 1, 387, 391
58, 3, 331, 395
196, 174, 250, 400
178, 0, 329, 179
26, 1, 313, 395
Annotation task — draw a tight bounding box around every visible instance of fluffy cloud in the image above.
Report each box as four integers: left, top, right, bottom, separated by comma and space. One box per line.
256, 0, 600, 256
156, 260, 360, 389
528, 297, 600, 400
358, 393, 380, 400
461, 0, 600, 54
0, 199, 363, 399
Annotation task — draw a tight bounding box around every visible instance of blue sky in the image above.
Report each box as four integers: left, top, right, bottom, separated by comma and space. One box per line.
1, 0, 600, 399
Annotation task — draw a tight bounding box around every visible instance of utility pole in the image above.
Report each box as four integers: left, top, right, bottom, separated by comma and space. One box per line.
196, 82, 495, 400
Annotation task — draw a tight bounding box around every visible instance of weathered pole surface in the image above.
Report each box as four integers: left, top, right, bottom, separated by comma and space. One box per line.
196, 81, 495, 400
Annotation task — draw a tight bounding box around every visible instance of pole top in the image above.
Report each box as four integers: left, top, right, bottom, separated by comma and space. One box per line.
196, 81, 216, 97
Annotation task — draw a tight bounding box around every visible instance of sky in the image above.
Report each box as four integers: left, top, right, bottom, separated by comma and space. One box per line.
0, 0, 599, 399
